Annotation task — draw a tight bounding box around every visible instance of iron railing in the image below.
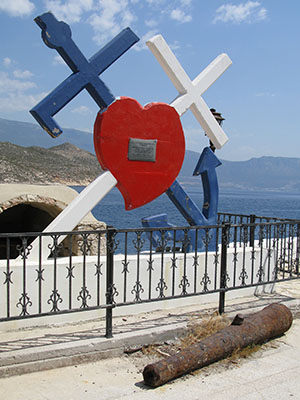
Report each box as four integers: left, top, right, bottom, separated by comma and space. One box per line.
0, 214, 299, 337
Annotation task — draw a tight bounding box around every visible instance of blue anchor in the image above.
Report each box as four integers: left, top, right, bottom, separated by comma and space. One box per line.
30, 12, 139, 137
142, 147, 222, 252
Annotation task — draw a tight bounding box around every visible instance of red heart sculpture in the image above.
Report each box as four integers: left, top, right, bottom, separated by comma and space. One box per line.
94, 97, 185, 210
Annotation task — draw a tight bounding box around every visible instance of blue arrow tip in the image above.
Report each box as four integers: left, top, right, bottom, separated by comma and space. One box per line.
193, 147, 222, 176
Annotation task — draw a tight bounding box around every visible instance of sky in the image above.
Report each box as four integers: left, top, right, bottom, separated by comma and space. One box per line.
0, 0, 299, 161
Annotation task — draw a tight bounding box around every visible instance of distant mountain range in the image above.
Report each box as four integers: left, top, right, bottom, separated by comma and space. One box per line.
179, 151, 300, 192
1, 116, 300, 192
0, 117, 95, 153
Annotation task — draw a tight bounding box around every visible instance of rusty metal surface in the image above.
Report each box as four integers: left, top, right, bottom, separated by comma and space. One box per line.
143, 303, 293, 387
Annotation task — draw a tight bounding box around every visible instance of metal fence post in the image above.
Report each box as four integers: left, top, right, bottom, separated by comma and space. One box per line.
106, 226, 115, 338
250, 214, 256, 247
219, 223, 230, 314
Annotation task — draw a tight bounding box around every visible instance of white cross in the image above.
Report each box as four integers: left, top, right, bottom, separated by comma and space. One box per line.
146, 35, 232, 149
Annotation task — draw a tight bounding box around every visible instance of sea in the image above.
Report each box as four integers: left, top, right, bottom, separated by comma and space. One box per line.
72, 185, 300, 229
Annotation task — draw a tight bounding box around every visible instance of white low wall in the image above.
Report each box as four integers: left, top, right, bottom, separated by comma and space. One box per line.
0, 239, 279, 331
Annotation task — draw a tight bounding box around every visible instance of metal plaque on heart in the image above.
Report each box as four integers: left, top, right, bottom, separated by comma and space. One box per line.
128, 138, 157, 162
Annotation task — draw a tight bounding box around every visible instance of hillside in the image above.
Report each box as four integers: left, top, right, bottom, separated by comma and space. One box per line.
0, 142, 102, 185
1, 117, 300, 191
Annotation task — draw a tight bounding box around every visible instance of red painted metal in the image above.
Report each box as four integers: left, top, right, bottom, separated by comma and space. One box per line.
143, 303, 293, 387
94, 97, 185, 210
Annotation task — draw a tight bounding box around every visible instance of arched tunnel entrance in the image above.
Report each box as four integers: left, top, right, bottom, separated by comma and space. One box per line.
0, 203, 62, 259
0, 185, 106, 260
0, 204, 53, 233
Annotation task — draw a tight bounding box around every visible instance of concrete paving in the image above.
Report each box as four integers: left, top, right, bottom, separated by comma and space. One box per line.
1, 281, 300, 399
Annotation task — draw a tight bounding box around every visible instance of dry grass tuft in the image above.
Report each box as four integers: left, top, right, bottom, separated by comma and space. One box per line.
141, 343, 164, 356
179, 312, 230, 349
228, 343, 262, 361
140, 312, 231, 358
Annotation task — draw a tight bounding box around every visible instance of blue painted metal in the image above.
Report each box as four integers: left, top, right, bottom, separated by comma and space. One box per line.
30, 12, 139, 137
142, 147, 222, 251
141, 214, 187, 249
192, 146, 222, 220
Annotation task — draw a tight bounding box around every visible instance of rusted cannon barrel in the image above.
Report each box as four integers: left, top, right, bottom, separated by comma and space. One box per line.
143, 303, 293, 387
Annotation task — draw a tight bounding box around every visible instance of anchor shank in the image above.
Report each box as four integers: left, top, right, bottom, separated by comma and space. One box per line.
166, 180, 205, 226
201, 169, 219, 220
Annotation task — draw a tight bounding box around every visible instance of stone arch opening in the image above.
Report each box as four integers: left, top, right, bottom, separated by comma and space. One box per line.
0, 203, 78, 259
0, 204, 53, 234
0, 187, 106, 260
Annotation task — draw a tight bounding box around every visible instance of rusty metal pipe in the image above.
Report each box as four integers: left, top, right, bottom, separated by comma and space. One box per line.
143, 303, 293, 387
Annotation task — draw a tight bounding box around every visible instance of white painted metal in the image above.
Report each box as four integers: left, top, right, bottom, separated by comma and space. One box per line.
146, 34, 232, 149
27, 171, 117, 261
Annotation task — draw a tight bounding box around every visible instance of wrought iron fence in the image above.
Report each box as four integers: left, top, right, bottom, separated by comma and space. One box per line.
0, 214, 299, 337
